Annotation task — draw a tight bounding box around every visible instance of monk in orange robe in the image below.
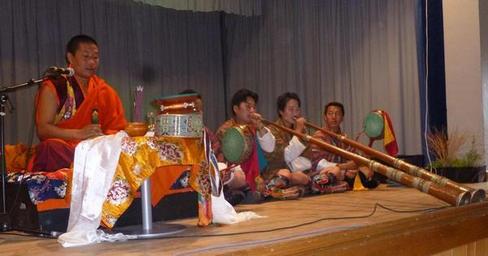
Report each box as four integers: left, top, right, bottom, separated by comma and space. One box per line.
31, 35, 127, 172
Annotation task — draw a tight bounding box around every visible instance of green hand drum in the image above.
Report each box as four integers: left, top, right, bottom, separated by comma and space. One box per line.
364, 111, 384, 140
221, 126, 253, 164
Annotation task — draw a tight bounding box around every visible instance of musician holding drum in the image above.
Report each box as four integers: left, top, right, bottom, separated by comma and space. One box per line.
215, 89, 276, 205
308, 102, 378, 192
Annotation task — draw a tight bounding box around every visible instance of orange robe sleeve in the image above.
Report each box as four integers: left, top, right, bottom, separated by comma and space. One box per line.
55, 76, 128, 145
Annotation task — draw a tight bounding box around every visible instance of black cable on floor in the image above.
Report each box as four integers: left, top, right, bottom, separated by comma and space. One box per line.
0, 202, 450, 240
144, 203, 449, 239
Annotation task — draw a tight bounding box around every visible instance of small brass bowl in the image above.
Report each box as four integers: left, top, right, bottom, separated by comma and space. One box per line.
125, 122, 148, 137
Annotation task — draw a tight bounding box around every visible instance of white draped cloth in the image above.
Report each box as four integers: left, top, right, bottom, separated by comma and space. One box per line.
58, 132, 130, 247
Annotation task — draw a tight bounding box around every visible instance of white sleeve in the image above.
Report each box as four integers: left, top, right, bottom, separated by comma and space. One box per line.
316, 159, 337, 171
230, 165, 243, 173
288, 156, 312, 172
284, 135, 306, 163
257, 127, 275, 152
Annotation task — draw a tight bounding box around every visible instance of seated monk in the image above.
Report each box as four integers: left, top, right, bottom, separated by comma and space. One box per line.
31, 34, 127, 172
307, 102, 378, 193
262, 92, 311, 199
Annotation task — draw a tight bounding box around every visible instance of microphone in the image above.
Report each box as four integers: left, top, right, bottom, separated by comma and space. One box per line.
44, 66, 75, 77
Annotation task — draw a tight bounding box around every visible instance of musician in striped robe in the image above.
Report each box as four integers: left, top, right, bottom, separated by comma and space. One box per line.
308, 102, 378, 192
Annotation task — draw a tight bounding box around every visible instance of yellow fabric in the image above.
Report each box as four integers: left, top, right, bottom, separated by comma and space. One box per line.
353, 174, 367, 191
383, 115, 395, 146
100, 136, 208, 228
53, 80, 77, 124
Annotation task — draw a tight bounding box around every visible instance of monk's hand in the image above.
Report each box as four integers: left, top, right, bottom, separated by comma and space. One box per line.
79, 124, 103, 139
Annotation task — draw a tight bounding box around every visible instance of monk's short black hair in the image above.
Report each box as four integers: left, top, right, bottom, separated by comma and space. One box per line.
66, 34, 98, 63
276, 92, 300, 117
231, 89, 258, 115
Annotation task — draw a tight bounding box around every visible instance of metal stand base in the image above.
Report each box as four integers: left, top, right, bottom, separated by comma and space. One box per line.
114, 178, 186, 239
114, 222, 185, 239
0, 213, 10, 232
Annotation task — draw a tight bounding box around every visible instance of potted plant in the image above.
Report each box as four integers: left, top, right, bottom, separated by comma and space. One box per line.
426, 129, 486, 183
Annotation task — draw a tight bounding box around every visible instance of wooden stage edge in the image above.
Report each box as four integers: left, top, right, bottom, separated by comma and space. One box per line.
1, 183, 488, 255
228, 200, 488, 256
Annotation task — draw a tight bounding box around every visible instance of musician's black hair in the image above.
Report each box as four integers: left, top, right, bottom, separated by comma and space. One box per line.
231, 89, 258, 116
324, 102, 345, 116
66, 34, 98, 64
178, 89, 202, 99
276, 92, 301, 117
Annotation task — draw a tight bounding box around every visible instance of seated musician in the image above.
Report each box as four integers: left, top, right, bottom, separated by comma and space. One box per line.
31, 34, 127, 171
308, 102, 378, 193
215, 89, 275, 205
262, 92, 311, 199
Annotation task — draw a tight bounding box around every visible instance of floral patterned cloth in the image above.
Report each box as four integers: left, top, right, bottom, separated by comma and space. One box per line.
100, 136, 211, 228
7, 169, 70, 204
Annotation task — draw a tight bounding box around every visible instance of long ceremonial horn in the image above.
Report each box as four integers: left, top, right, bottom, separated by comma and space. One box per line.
262, 119, 470, 206
303, 121, 485, 203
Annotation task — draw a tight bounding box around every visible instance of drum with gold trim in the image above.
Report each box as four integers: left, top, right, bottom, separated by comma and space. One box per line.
153, 93, 203, 137
153, 93, 200, 114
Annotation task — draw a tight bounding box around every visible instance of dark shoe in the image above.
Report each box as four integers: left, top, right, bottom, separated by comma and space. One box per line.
358, 171, 379, 189
240, 190, 263, 204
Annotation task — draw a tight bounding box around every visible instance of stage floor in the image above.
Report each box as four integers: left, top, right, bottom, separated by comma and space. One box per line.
1, 182, 488, 255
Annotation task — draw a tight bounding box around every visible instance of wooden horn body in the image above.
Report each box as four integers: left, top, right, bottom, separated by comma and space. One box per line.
303, 121, 484, 203
262, 119, 471, 206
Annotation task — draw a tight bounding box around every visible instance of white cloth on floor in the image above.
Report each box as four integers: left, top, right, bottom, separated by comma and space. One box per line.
211, 162, 264, 224
211, 192, 265, 224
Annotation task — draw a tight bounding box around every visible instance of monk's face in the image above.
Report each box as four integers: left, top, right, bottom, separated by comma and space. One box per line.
324, 105, 343, 131
233, 97, 256, 124
67, 42, 99, 80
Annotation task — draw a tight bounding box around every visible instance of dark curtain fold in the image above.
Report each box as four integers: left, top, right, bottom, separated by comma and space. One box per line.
0, 0, 422, 155
224, 0, 421, 154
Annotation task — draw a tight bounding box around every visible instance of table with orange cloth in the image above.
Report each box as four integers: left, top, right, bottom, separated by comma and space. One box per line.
32, 135, 212, 228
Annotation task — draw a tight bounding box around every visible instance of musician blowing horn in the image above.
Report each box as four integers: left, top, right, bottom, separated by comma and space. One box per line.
215, 89, 276, 205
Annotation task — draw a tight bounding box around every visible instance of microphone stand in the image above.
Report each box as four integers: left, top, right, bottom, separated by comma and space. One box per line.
0, 76, 50, 232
